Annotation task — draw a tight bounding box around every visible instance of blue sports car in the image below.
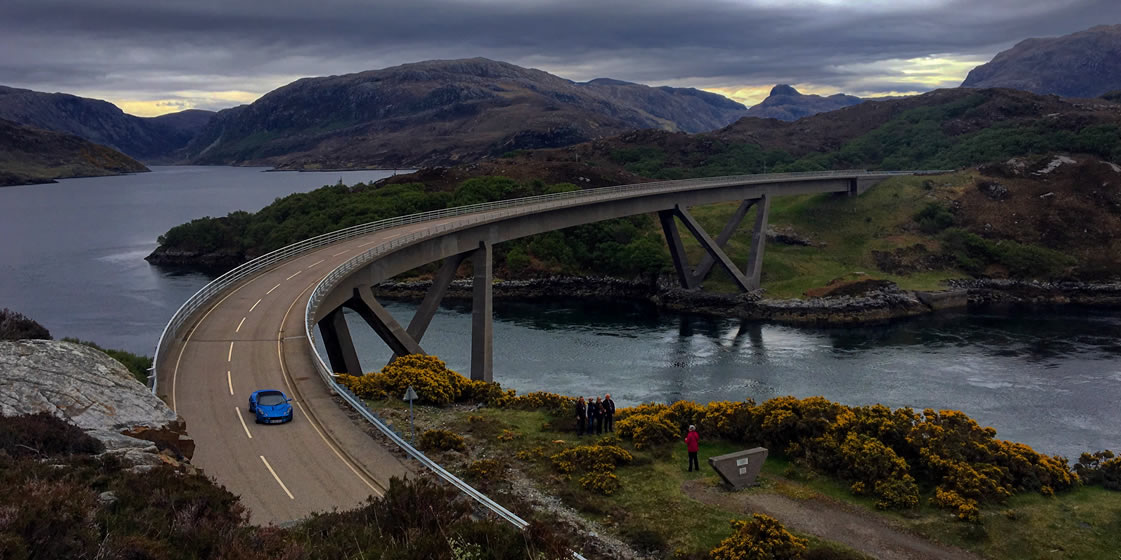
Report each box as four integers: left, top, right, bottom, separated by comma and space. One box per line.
248, 389, 293, 424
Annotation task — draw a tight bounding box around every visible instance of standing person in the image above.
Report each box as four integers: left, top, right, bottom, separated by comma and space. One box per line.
586, 397, 599, 436
595, 397, 605, 434
603, 393, 616, 432
575, 397, 587, 437
685, 425, 700, 472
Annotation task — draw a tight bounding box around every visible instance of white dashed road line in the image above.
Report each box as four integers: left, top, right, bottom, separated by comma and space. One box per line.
286, 270, 301, 280
249, 298, 262, 312
333, 250, 348, 256
307, 259, 324, 268
236, 407, 252, 439
227, 371, 234, 395
227, 342, 234, 362
267, 283, 281, 295
236, 317, 246, 333
260, 455, 295, 500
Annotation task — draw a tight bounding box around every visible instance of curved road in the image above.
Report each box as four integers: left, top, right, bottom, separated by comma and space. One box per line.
165, 222, 449, 524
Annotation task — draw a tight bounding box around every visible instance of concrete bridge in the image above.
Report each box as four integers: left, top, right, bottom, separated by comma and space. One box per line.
154, 169, 913, 523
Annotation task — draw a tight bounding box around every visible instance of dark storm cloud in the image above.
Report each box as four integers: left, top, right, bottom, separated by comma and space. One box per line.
1, 0, 1119, 111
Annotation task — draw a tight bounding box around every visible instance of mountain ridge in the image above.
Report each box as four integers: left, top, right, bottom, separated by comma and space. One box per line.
743, 84, 864, 121
0, 118, 149, 186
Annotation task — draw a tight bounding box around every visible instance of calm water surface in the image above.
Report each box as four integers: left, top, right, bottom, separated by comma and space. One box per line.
1, 166, 1118, 459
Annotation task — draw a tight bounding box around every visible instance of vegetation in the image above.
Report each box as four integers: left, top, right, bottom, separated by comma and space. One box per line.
348, 354, 1120, 558
0, 412, 574, 560
62, 338, 152, 383
0, 308, 51, 340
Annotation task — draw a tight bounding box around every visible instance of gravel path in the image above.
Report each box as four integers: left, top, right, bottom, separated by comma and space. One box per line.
682, 479, 984, 560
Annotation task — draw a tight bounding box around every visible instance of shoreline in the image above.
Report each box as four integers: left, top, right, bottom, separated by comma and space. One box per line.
373, 276, 1121, 326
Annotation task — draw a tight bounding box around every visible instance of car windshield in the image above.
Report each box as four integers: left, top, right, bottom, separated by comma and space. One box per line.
257, 393, 287, 406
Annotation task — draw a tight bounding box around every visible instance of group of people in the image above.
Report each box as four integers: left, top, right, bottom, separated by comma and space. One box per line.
574, 394, 616, 436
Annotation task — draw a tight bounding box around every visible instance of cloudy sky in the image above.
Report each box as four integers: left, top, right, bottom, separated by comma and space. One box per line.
1, 0, 1118, 116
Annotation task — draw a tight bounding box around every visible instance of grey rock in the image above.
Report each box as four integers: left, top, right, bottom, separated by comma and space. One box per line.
98, 491, 117, 506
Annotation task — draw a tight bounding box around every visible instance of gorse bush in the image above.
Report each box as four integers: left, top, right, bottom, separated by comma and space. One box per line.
613, 397, 1079, 518
1074, 450, 1121, 490
0, 308, 50, 340
709, 514, 807, 560
419, 429, 466, 452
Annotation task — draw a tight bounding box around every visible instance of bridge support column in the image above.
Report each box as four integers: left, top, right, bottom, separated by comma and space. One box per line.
470, 241, 493, 383
346, 286, 424, 358
692, 198, 757, 283
319, 308, 363, 375
673, 205, 752, 292
388, 253, 469, 364
658, 210, 698, 290
744, 194, 771, 288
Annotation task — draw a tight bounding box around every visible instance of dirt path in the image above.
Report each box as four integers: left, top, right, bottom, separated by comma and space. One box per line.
682, 480, 983, 560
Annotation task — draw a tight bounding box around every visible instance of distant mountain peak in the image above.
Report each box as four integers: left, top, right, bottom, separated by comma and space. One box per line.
769, 84, 802, 97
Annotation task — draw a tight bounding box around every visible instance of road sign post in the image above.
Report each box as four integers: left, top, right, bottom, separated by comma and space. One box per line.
403, 385, 418, 444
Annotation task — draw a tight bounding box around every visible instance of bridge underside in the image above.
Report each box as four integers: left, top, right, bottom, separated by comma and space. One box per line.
315, 175, 888, 382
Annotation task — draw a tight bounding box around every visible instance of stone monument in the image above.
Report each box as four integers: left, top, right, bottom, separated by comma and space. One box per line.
708, 447, 768, 489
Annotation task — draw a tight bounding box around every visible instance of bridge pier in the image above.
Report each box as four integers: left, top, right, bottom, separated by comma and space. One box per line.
659, 195, 771, 292
319, 308, 363, 375
388, 252, 469, 365
470, 241, 493, 383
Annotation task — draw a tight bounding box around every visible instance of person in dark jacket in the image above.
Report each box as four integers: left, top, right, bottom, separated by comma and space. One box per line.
603, 394, 616, 432
594, 397, 605, 434
575, 397, 587, 436
685, 425, 700, 472
586, 397, 599, 435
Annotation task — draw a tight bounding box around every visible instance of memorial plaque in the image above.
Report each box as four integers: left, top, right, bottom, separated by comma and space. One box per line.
708, 447, 768, 489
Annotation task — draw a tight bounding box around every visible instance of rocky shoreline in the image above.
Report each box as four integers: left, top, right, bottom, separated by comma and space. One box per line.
375, 276, 1121, 325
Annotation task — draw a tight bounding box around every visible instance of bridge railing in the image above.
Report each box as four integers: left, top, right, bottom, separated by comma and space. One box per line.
153, 168, 900, 395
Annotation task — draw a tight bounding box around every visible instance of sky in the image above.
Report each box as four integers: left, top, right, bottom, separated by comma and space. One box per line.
1, 0, 1118, 117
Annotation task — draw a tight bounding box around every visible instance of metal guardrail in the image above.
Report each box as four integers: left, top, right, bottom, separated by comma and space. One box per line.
153, 169, 924, 533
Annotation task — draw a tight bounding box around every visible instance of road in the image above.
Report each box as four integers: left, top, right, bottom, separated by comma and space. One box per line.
164, 224, 436, 524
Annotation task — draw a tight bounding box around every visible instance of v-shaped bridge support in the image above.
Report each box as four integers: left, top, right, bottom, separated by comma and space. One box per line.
658, 194, 771, 292
317, 243, 494, 382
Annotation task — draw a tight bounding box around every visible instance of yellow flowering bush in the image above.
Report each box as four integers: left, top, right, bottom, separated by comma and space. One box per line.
709, 514, 807, 560
580, 471, 621, 495
467, 458, 503, 480
616, 413, 678, 449
418, 429, 466, 452
930, 487, 980, 522
550, 444, 633, 475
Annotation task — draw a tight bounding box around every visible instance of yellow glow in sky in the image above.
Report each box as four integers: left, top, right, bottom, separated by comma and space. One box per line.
110, 90, 261, 117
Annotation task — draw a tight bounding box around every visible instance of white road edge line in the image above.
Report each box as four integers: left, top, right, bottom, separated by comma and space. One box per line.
249, 298, 262, 312
307, 259, 324, 268
227, 341, 234, 362
286, 270, 301, 280
236, 407, 252, 439
260, 455, 295, 500
267, 283, 281, 295
227, 370, 234, 395
277, 278, 380, 494
236, 317, 246, 333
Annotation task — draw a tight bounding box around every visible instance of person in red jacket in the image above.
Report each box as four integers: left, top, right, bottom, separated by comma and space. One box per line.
685, 425, 700, 472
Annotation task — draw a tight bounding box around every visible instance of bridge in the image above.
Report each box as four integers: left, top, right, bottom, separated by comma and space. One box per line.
154, 169, 912, 524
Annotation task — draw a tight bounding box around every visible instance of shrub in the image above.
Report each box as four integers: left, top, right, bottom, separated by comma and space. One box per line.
418, 429, 466, 452
0, 308, 50, 340
1075, 450, 1121, 490
0, 412, 103, 457
914, 202, 955, 233
616, 414, 679, 449
930, 488, 980, 522
580, 471, 621, 495
709, 514, 808, 560
467, 458, 504, 480
550, 445, 633, 475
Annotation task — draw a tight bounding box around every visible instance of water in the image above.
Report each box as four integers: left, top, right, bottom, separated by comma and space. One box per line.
2, 166, 1118, 459
335, 299, 1121, 460
0, 166, 404, 354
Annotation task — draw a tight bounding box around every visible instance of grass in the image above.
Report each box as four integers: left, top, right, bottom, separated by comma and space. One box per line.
367, 397, 1121, 559
675, 173, 969, 297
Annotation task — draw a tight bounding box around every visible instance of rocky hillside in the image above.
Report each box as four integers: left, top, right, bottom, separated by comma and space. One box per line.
0, 85, 214, 162
184, 58, 748, 169
0, 118, 149, 187
743, 84, 863, 121
961, 24, 1121, 98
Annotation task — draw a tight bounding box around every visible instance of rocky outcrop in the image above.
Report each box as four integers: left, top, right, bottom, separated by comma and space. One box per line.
0, 340, 193, 461
947, 279, 1121, 306
961, 24, 1121, 98
743, 84, 863, 122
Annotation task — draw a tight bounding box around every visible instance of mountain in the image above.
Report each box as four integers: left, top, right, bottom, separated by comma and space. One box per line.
183, 58, 749, 169
0, 118, 149, 187
961, 24, 1121, 98
0, 85, 214, 162
743, 85, 864, 121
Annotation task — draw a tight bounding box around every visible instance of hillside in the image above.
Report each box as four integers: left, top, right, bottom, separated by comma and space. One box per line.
0, 118, 149, 187
184, 58, 748, 169
0, 85, 214, 162
962, 24, 1121, 98
743, 84, 863, 121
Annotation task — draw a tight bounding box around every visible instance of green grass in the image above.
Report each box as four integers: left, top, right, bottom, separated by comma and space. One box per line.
367, 398, 1121, 559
